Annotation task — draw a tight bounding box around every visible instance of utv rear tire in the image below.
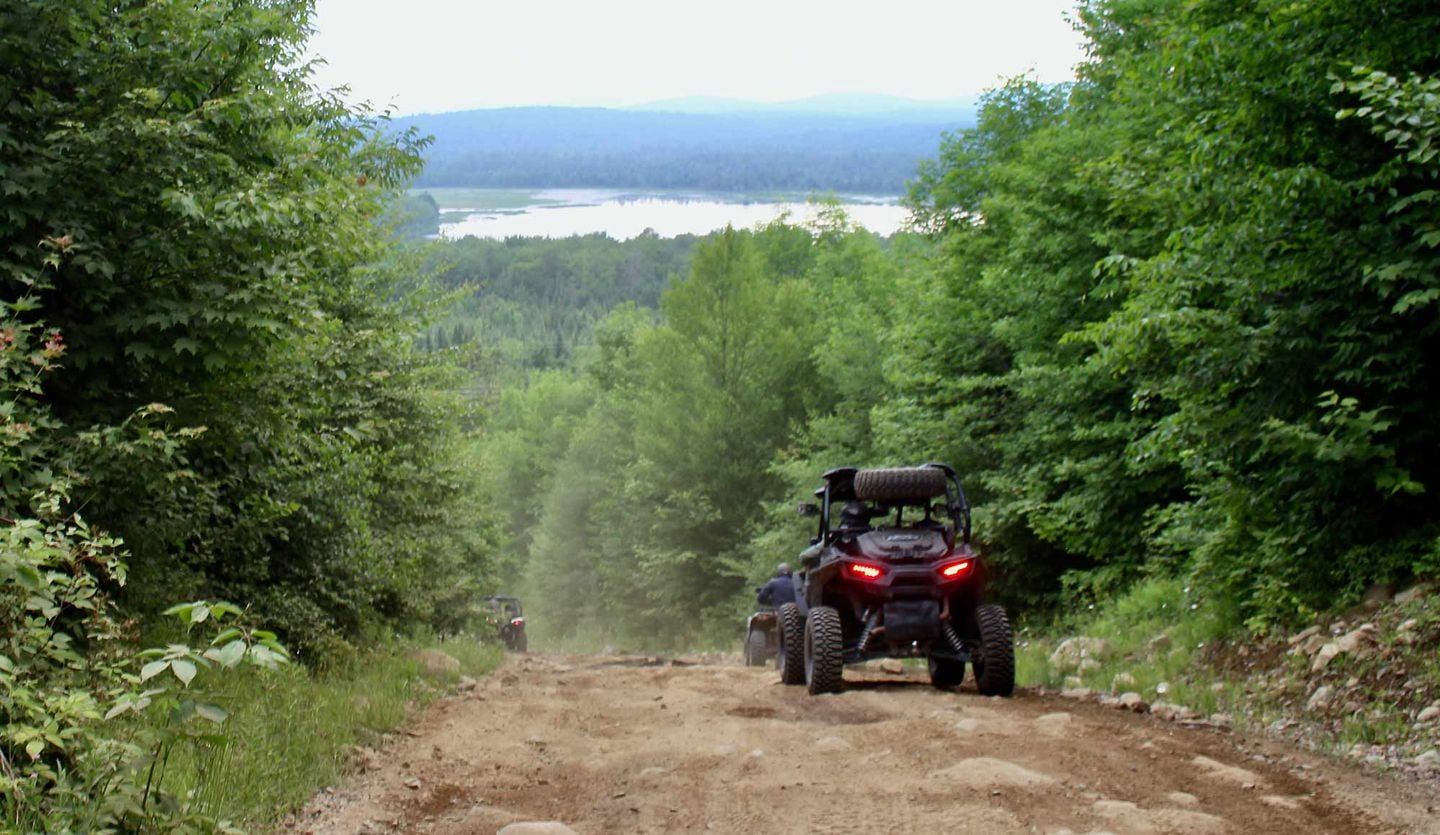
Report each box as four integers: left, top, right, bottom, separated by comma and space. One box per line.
804, 606, 844, 695
928, 656, 964, 689
854, 467, 948, 501
744, 628, 768, 666
972, 604, 1015, 697
777, 603, 805, 685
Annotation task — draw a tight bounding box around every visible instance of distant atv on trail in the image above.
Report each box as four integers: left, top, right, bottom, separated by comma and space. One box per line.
777, 464, 1014, 696
483, 595, 527, 652
743, 608, 779, 666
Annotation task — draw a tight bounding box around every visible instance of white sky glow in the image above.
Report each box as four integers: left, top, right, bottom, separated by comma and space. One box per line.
306, 0, 1088, 115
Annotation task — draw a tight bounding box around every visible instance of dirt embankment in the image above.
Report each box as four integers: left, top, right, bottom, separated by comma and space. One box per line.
283, 654, 1440, 834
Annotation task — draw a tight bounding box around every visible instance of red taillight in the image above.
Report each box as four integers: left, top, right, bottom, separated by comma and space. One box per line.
939, 559, 973, 579
510, 617, 524, 627
848, 562, 885, 581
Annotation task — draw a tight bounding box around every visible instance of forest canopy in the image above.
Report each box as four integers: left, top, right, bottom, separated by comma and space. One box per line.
0, 0, 493, 655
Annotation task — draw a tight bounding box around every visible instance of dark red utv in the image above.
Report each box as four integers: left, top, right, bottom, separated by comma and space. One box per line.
776, 464, 1014, 696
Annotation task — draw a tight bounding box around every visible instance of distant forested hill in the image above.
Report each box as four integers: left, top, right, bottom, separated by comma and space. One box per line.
397, 103, 976, 193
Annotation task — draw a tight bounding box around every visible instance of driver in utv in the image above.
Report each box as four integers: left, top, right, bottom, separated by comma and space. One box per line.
756, 563, 797, 607
839, 500, 874, 532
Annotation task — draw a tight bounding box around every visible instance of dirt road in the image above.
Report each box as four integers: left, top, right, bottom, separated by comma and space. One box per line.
284, 654, 1440, 834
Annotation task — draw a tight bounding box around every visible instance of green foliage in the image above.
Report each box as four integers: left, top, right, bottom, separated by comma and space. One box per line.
870, 0, 1440, 624
2, 0, 498, 655
1069, 0, 1440, 623
1016, 576, 1240, 715
472, 221, 918, 647
1, 498, 289, 834
419, 233, 698, 369
1, 508, 495, 831
889, 73, 1176, 610
1, 505, 132, 832
154, 638, 502, 829
0, 0, 524, 827
0, 458, 495, 832
385, 192, 441, 240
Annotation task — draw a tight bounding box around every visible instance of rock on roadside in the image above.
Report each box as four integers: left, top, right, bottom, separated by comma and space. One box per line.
1049, 637, 1109, 675
412, 649, 461, 679
1306, 685, 1336, 713
1309, 624, 1378, 673
1394, 583, 1433, 606
1150, 702, 1198, 722
1118, 692, 1149, 713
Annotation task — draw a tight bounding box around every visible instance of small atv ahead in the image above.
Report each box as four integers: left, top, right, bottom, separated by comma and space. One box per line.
483, 595, 527, 652
777, 464, 1014, 696
743, 608, 779, 666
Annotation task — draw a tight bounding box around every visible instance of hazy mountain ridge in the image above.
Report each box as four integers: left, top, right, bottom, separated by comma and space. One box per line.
628, 92, 980, 120
397, 100, 977, 192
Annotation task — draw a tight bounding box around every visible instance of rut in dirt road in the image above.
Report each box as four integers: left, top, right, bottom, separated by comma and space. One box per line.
285, 654, 1440, 834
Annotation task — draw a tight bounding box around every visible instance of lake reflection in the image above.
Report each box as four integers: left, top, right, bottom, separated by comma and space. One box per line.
437, 190, 911, 240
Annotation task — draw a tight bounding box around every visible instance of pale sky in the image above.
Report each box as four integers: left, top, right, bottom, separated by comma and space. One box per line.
306, 0, 1088, 115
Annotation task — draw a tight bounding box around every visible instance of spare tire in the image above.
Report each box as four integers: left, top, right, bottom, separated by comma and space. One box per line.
853, 466, 948, 501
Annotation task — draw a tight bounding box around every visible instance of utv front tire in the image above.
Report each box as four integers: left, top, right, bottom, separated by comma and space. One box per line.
928, 655, 964, 689
853, 466, 948, 501
972, 604, 1015, 697
744, 628, 768, 666
777, 603, 806, 685
804, 606, 844, 695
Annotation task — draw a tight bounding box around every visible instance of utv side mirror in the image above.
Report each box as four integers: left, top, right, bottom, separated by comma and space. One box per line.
797, 503, 821, 518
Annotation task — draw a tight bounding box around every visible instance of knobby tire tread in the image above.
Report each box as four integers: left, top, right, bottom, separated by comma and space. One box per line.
778, 603, 806, 685
805, 606, 844, 695
974, 604, 1015, 697
853, 467, 948, 501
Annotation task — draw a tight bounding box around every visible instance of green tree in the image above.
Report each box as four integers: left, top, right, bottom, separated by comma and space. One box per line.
0, 0, 491, 651
509, 228, 822, 645
1075, 0, 1440, 622
882, 74, 1179, 608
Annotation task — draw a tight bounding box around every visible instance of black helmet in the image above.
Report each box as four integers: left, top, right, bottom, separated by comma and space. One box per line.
840, 500, 871, 529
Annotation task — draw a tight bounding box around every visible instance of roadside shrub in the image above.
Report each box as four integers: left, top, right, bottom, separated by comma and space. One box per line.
1, 495, 292, 832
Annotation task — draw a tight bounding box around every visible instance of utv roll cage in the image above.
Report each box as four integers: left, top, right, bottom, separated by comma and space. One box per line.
802, 462, 972, 546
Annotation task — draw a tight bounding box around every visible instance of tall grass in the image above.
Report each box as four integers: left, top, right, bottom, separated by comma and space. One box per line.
154, 638, 503, 829
1016, 577, 1242, 714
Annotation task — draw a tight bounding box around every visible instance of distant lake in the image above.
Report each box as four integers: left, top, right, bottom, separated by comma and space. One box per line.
431, 189, 912, 240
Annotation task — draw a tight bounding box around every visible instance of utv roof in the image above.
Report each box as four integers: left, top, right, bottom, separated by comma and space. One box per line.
816, 466, 860, 500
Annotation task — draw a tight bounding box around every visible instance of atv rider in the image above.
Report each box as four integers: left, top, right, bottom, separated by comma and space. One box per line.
756, 563, 797, 607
